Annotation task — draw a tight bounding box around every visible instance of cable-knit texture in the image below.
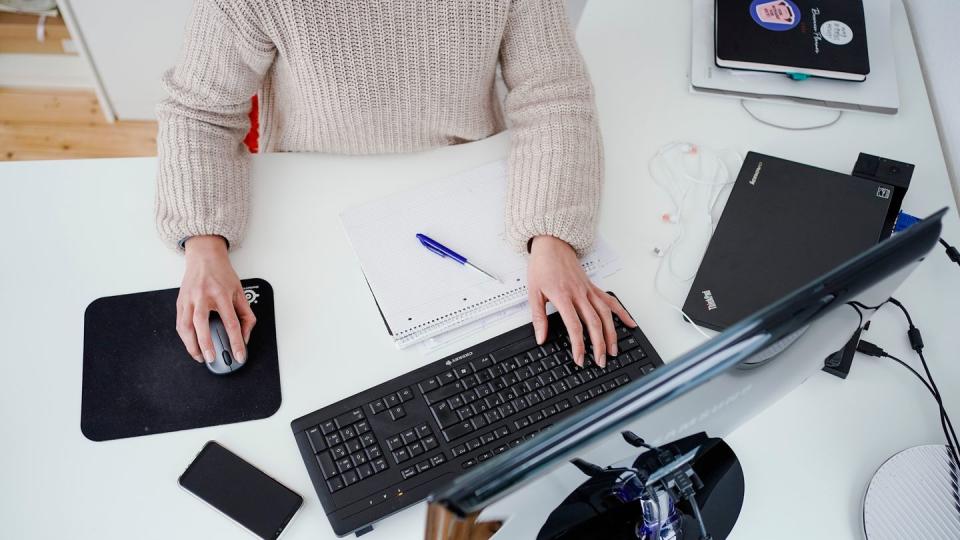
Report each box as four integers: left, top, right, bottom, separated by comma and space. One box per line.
156, 0, 602, 254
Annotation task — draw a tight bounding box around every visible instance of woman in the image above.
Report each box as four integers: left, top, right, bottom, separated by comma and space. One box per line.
156, 0, 636, 371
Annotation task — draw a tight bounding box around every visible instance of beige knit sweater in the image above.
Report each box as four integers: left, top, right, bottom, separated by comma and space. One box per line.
156, 0, 603, 254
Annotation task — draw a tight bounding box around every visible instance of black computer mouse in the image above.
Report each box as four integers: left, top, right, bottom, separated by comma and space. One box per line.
206, 312, 244, 375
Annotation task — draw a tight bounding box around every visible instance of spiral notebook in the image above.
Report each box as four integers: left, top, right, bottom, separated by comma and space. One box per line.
341, 161, 618, 348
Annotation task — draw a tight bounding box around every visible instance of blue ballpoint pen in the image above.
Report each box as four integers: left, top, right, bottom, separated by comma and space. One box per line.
416, 233, 501, 283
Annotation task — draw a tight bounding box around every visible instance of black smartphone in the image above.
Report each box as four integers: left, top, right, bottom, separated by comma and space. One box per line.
180, 441, 303, 539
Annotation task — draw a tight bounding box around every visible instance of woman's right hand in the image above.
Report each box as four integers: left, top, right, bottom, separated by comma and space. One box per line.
176, 235, 256, 365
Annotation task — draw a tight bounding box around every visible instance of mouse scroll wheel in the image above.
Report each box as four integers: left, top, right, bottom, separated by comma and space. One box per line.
222, 350, 233, 366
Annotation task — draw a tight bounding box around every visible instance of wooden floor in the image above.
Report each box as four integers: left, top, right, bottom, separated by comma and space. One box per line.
0, 88, 158, 161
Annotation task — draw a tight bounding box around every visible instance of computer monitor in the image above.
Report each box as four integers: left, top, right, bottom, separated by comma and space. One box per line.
428, 209, 946, 537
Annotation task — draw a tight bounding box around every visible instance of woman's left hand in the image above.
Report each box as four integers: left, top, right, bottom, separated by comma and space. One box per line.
527, 235, 637, 368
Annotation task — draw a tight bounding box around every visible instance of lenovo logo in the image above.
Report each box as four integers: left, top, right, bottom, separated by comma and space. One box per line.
749, 161, 763, 185
703, 290, 718, 311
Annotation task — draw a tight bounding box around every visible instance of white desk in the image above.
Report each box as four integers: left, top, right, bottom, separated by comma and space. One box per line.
1, 1, 957, 539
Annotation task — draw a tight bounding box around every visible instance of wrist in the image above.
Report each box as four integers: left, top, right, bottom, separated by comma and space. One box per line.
184, 235, 229, 261
530, 235, 573, 255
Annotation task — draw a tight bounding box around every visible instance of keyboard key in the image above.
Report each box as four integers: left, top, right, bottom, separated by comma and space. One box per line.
456, 406, 474, 421
398, 387, 415, 402
575, 392, 590, 404
438, 370, 457, 385
336, 457, 353, 473
461, 388, 479, 403
384, 394, 400, 408
371, 457, 388, 472
325, 433, 342, 447
360, 433, 376, 447
331, 445, 347, 460
616, 374, 631, 385
386, 435, 404, 450
470, 416, 488, 430
484, 410, 501, 424
415, 424, 432, 438
354, 420, 370, 434
342, 470, 359, 486
430, 454, 446, 466
618, 337, 640, 352
480, 432, 496, 445
544, 404, 558, 417
327, 476, 345, 492
366, 446, 382, 460
416, 461, 432, 473
334, 409, 365, 429
317, 453, 338, 479
401, 429, 417, 445
351, 451, 368, 466
392, 448, 410, 463
356, 463, 374, 479
495, 426, 510, 439
442, 421, 474, 442
340, 426, 356, 440
470, 356, 492, 371
408, 441, 424, 457
368, 400, 387, 415
451, 444, 467, 457
491, 340, 536, 363
528, 411, 544, 423
419, 377, 440, 393
602, 381, 618, 392
454, 365, 472, 378
465, 439, 481, 451
494, 444, 508, 454
401, 467, 417, 479
319, 420, 336, 435
448, 395, 465, 409
497, 403, 516, 418
640, 363, 656, 375
509, 437, 522, 447
431, 402, 459, 429
389, 405, 406, 420
422, 435, 439, 452
307, 427, 327, 453
345, 439, 362, 453
424, 381, 464, 405
478, 451, 493, 462
462, 458, 477, 469
475, 384, 493, 398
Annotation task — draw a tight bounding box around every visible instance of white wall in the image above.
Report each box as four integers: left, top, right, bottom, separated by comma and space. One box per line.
63, 0, 192, 121
902, 0, 960, 203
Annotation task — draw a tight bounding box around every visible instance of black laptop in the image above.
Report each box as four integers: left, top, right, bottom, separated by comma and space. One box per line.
682, 152, 893, 330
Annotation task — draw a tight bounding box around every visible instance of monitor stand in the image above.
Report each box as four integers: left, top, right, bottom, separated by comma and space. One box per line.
537, 434, 744, 540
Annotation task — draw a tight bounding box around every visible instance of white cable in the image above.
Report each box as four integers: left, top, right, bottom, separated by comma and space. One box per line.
648, 142, 742, 340
740, 99, 843, 131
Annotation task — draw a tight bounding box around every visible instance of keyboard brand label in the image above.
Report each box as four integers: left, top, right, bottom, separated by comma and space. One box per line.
446, 351, 474, 366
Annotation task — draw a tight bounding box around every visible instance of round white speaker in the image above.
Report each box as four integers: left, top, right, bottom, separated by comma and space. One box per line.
863, 444, 960, 539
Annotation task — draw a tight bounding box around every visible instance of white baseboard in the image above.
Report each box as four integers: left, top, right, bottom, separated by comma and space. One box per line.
0, 53, 93, 89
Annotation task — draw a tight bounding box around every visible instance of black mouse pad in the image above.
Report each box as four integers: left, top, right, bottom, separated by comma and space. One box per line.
81, 278, 281, 441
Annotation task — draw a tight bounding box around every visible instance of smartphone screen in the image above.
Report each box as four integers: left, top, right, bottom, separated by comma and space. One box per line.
180, 441, 302, 539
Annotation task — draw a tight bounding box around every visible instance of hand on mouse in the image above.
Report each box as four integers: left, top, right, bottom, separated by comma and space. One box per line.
527, 235, 637, 368
176, 235, 256, 364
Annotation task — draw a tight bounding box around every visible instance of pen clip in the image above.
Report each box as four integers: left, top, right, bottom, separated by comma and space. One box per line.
417, 234, 467, 264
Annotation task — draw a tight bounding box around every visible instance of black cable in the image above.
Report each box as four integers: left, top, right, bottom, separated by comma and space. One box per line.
886, 298, 960, 456
857, 341, 960, 466
939, 237, 960, 267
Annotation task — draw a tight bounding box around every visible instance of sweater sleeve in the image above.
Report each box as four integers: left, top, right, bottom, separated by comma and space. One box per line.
155, 0, 275, 251
500, 0, 603, 256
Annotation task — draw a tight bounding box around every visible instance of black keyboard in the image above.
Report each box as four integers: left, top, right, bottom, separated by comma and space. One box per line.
291, 306, 663, 536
